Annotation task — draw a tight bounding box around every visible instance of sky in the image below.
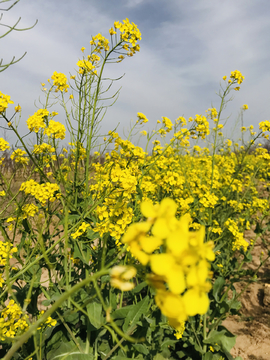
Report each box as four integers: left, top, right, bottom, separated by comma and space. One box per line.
1, 0, 270, 149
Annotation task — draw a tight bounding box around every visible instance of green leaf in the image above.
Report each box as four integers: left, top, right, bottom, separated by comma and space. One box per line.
160, 337, 177, 351
130, 281, 148, 294
123, 296, 149, 332
46, 336, 70, 359
42, 299, 51, 306
74, 241, 88, 264
101, 275, 110, 283
112, 304, 135, 319
203, 326, 236, 355
176, 350, 186, 358
132, 343, 149, 355
212, 277, 225, 303
202, 353, 213, 360
86, 301, 103, 329
153, 354, 167, 360
52, 353, 94, 360
63, 310, 80, 324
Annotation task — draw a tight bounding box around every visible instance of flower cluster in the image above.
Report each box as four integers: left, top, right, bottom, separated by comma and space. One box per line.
122, 198, 215, 331
110, 265, 137, 291
37, 311, 57, 330
193, 114, 210, 139
230, 70, 245, 84
0, 300, 29, 340
0, 92, 14, 114
20, 179, 60, 206
21, 204, 39, 219
225, 219, 249, 252
50, 71, 69, 92
44, 120, 66, 140
27, 109, 49, 133
0, 240, 17, 266
136, 112, 148, 124
71, 222, 90, 239
114, 18, 141, 49
90, 33, 110, 52
33, 143, 55, 154
259, 120, 270, 133
0, 138, 10, 151
10, 149, 29, 165
76, 60, 96, 74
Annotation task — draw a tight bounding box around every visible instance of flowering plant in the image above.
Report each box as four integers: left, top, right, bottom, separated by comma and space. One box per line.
0, 18, 269, 360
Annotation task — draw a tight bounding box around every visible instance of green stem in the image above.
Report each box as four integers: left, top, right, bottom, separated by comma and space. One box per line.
202, 313, 207, 353
3, 268, 109, 360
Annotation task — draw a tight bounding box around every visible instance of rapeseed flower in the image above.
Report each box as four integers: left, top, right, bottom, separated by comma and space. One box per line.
44, 120, 66, 140
0, 138, 10, 151
0, 92, 14, 113
110, 266, 136, 291
51, 71, 69, 92
27, 109, 49, 133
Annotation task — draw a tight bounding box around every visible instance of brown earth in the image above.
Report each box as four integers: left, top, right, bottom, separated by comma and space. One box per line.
223, 228, 270, 360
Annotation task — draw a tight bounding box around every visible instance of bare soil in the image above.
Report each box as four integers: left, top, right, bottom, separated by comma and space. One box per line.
223, 229, 270, 360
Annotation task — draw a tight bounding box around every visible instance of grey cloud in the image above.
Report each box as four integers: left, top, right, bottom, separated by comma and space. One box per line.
1, 0, 270, 146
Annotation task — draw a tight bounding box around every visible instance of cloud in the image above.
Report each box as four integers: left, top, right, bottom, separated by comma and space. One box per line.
2, 0, 270, 145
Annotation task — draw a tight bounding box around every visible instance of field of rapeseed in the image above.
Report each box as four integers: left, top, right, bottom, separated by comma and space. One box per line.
1, 17, 270, 360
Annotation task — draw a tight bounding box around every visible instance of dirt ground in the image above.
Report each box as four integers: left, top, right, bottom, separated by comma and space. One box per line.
223, 228, 270, 360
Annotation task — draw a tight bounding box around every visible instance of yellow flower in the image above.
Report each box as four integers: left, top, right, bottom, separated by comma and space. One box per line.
11, 149, 29, 165
44, 120, 66, 140
182, 288, 210, 316
137, 112, 148, 123
27, 109, 49, 133
110, 266, 137, 291
0, 138, 10, 151
230, 70, 245, 84
51, 71, 69, 92
174, 321, 185, 339
109, 27, 116, 35
0, 92, 14, 113
77, 60, 95, 73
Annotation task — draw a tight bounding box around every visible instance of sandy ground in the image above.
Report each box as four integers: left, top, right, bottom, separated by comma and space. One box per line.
223, 230, 270, 360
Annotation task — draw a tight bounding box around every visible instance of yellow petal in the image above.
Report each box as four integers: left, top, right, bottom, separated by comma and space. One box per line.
130, 242, 149, 265
189, 225, 205, 247
140, 235, 163, 253
156, 290, 185, 319
183, 289, 209, 316
141, 201, 156, 218
122, 222, 151, 244
158, 198, 178, 218
152, 218, 170, 238
166, 229, 189, 256
167, 266, 186, 294
150, 253, 174, 276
